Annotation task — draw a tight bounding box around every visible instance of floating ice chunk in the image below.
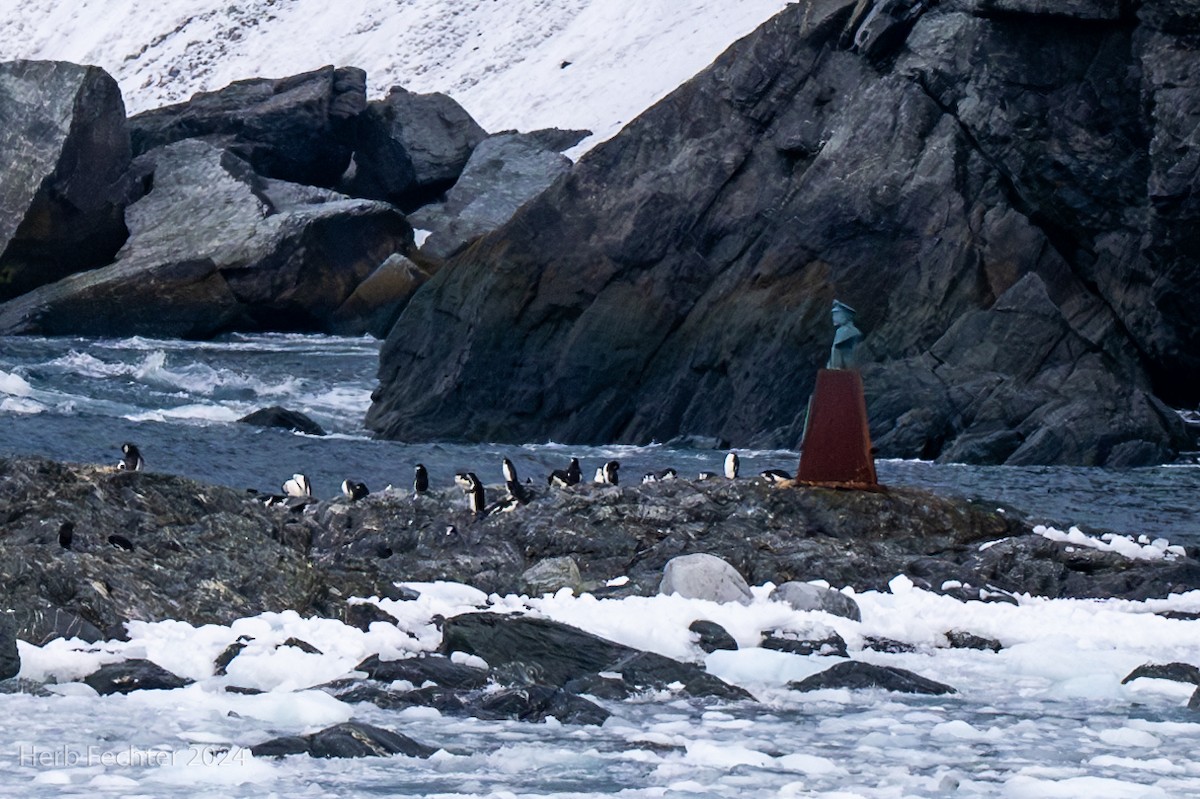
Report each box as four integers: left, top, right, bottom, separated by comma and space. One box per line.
1088, 755, 1184, 774
146, 750, 278, 786
930, 719, 1003, 742
684, 739, 772, 768
1004, 774, 1170, 798
1098, 727, 1161, 748
777, 752, 847, 775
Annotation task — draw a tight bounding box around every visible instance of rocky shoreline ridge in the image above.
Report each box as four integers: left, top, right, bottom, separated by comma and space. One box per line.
4, 454, 1200, 757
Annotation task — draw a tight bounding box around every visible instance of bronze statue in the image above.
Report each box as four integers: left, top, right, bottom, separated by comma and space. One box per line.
827, 300, 862, 369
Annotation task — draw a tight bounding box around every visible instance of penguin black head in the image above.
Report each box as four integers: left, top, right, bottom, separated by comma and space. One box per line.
413, 464, 429, 494
566, 457, 582, 485
118, 442, 144, 472
341, 480, 369, 501
603, 460, 620, 486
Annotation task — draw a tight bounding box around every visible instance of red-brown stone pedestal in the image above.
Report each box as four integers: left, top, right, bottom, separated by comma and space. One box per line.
797, 369, 877, 487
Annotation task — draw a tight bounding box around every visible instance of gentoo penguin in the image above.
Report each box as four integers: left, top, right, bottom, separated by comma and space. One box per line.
413, 464, 429, 494
283, 473, 312, 497
118, 443, 144, 472
502, 458, 519, 484
548, 457, 582, 487
341, 480, 369, 501
454, 471, 487, 518
761, 469, 792, 483
724, 452, 740, 480
58, 521, 74, 550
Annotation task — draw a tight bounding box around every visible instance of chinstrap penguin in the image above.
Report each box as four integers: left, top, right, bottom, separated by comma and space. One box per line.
454, 471, 487, 518
118, 442, 145, 472
724, 452, 740, 480
413, 464, 430, 495
548, 457, 582, 487
283, 473, 312, 497
341, 480, 370, 501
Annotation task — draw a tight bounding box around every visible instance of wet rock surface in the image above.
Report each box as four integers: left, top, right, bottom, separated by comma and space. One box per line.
238, 406, 327, 436
251, 721, 438, 759
83, 658, 192, 694
1, 455, 1197, 648
0, 614, 19, 680
789, 661, 957, 695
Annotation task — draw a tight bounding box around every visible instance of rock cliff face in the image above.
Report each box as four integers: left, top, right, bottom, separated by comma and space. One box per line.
0, 61, 132, 301
368, 0, 1198, 465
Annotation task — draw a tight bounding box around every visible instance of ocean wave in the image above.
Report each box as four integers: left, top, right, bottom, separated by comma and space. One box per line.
124, 404, 246, 424
0, 369, 33, 397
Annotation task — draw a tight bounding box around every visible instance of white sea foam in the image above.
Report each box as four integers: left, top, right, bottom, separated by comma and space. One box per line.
10, 578, 1200, 797
0, 369, 33, 396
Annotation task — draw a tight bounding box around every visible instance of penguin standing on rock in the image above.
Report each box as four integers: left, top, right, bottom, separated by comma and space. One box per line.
595, 460, 620, 485
507, 479, 533, 506
548, 457, 582, 488
502, 458, 520, 484
413, 464, 429, 495
283, 473, 312, 497
341, 480, 369, 501
724, 452, 740, 480
118, 443, 144, 472
454, 472, 487, 519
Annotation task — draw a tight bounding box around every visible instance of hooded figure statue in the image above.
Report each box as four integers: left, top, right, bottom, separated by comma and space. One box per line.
827, 300, 862, 369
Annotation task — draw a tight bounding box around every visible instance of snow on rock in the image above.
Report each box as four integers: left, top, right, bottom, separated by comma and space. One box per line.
1034, 525, 1186, 561
0, 0, 793, 151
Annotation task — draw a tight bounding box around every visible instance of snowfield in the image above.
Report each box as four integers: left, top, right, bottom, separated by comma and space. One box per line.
0, 0, 792, 150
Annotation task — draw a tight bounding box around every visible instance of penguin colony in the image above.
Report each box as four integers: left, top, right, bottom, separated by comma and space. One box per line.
107, 443, 796, 522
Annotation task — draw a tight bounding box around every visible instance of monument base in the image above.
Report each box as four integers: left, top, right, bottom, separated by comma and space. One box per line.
797, 369, 878, 487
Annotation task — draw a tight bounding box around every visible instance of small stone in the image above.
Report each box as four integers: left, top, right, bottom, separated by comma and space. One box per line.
689, 620, 738, 653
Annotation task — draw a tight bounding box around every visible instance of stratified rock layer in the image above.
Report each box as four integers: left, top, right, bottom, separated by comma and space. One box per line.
368, 0, 1199, 466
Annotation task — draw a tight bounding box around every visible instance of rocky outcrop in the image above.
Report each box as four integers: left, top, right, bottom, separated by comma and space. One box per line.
327, 254, 433, 338
83, 659, 192, 694
344, 86, 488, 210
0, 60, 132, 301
0, 140, 413, 337
238, 406, 327, 436
368, 0, 1200, 466
251, 721, 439, 759
409, 132, 573, 260
788, 661, 957, 695
128, 65, 366, 188
2, 455, 1198, 644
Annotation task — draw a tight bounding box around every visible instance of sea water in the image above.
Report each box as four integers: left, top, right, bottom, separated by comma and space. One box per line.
2, 333, 1200, 799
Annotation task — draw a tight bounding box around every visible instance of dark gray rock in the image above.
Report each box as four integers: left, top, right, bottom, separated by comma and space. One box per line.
0, 613, 18, 681
345, 602, 400, 632
280, 637, 322, 655
470, 684, 611, 725
335, 682, 467, 714
523, 128, 592, 152
83, 659, 191, 694
251, 721, 438, 759
689, 620, 738, 653
660, 553, 753, 605
367, 0, 1200, 466
1121, 662, 1200, 686
771, 581, 862, 621
238, 406, 326, 436
345, 86, 487, 209
788, 661, 956, 695
0, 60, 132, 301
439, 612, 751, 700
408, 132, 572, 260
0, 140, 413, 337
944, 630, 1003, 652
761, 628, 849, 657
862, 636, 918, 654
327, 254, 433, 338
522, 556, 583, 596
129, 65, 365, 187
355, 653, 489, 690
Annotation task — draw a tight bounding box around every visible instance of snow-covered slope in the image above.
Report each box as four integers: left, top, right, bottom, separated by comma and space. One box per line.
0, 0, 791, 150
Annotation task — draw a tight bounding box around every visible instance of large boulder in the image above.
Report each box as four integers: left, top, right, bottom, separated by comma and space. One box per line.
345, 86, 487, 210
367, 0, 1200, 465
0, 139, 413, 337
128, 65, 365, 188
0, 60, 131, 301
771, 581, 861, 621
659, 553, 753, 605
409, 132, 573, 260
327, 253, 433, 338
251, 722, 438, 759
